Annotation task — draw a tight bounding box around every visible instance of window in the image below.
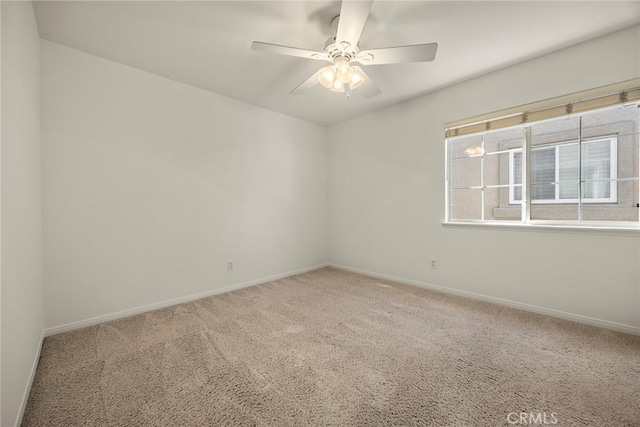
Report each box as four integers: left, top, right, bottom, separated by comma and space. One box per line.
509, 137, 617, 205
445, 80, 640, 227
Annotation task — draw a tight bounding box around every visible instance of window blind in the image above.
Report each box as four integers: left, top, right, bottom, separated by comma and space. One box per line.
532, 148, 556, 199
445, 79, 640, 138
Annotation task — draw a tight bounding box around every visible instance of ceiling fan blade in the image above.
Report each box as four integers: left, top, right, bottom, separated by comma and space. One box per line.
352, 66, 381, 98
357, 43, 438, 65
290, 69, 324, 95
251, 41, 329, 61
335, 0, 374, 49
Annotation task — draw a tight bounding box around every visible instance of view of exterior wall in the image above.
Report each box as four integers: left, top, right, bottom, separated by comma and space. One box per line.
448, 102, 639, 223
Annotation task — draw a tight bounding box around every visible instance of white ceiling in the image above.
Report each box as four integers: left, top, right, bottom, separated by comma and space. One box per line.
33, 1, 640, 126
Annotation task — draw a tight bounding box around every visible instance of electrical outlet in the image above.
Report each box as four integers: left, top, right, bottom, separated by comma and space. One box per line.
227, 261, 234, 271
431, 259, 437, 269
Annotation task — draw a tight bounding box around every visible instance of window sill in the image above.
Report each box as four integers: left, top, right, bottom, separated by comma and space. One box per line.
442, 221, 640, 236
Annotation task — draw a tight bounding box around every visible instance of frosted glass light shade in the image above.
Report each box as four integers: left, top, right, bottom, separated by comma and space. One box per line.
335, 59, 353, 84
330, 79, 345, 93
350, 67, 365, 90
318, 66, 337, 89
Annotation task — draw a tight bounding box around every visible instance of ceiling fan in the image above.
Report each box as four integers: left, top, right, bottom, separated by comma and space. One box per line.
251, 0, 438, 98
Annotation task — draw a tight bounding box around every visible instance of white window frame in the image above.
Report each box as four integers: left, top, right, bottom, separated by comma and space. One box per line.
508, 136, 618, 205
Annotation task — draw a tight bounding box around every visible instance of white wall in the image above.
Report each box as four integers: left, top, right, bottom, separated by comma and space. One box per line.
41, 41, 328, 330
329, 25, 640, 331
1, 2, 44, 426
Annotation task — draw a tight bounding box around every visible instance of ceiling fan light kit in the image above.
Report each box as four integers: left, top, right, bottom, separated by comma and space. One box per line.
318, 59, 365, 97
251, 0, 438, 98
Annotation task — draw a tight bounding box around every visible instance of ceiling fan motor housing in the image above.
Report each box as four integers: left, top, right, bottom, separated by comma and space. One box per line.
324, 38, 359, 63
324, 15, 359, 63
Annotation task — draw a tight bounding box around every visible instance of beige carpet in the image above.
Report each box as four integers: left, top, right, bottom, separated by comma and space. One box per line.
24, 268, 640, 426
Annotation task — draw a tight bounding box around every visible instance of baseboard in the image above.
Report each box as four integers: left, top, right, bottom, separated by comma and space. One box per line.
15, 330, 45, 427
329, 263, 640, 336
44, 263, 328, 337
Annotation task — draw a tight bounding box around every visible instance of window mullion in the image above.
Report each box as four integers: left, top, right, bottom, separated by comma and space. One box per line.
445, 136, 450, 221
480, 134, 485, 221
554, 145, 560, 202
578, 116, 583, 222
524, 126, 531, 223
609, 138, 618, 205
